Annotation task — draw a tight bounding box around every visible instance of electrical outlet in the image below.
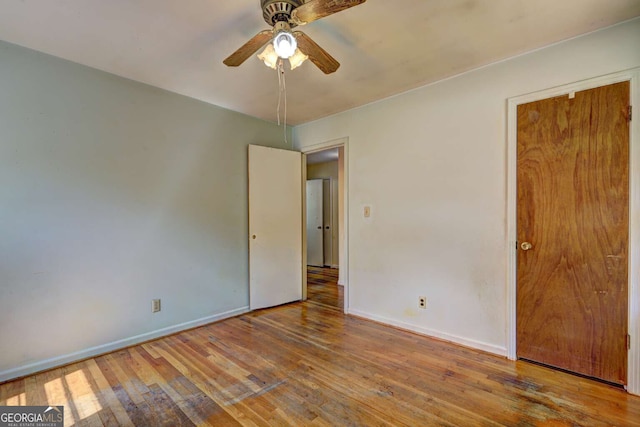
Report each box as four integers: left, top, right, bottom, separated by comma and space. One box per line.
418, 296, 427, 309
152, 299, 161, 313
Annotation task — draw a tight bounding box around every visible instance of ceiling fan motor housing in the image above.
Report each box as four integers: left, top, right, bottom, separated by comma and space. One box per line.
261, 0, 304, 25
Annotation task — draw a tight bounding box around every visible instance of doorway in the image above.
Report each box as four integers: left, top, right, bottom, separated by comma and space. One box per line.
304, 143, 346, 310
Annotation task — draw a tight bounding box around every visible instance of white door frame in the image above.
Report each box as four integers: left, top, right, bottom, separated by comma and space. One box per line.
506, 68, 640, 394
301, 137, 350, 313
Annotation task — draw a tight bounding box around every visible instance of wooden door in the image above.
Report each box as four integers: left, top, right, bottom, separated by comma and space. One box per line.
306, 179, 324, 267
249, 145, 302, 310
516, 81, 630, 385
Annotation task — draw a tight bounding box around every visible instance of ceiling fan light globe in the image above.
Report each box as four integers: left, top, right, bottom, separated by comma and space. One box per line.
273, 31, 297, 59
257, 44, 279, 69
289, 48, 308, 70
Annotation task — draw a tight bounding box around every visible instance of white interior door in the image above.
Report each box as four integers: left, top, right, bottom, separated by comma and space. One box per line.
322, 179, 332, 266
249, 145, 302, 310
306, 179, 323, 267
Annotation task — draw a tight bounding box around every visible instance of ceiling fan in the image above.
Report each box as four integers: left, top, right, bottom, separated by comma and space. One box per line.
223, 0, 367, 74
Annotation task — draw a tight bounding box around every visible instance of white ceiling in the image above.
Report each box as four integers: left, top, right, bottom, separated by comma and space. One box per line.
0, 1, 639, 125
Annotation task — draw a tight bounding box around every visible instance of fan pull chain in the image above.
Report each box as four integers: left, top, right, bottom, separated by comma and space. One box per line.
283, 63, 288, 146
277, 59, 283, 126
276, 59, 289, 146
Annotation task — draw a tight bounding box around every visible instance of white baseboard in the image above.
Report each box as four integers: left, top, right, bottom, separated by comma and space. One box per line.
0, 306, 249, 383
348, 309, 507, 357
330, 264, 339, 269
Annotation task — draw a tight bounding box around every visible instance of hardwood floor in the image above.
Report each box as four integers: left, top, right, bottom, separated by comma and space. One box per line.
2, 285, 640, 425
306, 266, 342, 309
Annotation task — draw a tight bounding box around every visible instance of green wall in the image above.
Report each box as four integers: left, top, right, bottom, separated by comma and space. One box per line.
0, 40, 291, 380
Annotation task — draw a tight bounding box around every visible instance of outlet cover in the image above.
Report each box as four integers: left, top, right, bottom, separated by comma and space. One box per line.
152, 299, 161, 313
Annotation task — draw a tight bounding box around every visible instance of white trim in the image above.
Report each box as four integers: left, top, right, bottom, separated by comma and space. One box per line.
300, 137, 349, 313
0, 307, 249, 383
302, 154, 308, 301
350, 309, 508, 357
629, 70, 640, 396
506, 68, 640, 395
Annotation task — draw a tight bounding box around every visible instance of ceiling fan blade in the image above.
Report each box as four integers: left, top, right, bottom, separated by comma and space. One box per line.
223, 30, 273, 67
294, 31, 340, 74
291, 0, 366, 26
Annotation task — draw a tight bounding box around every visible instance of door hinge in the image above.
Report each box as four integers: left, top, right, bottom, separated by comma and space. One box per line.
627, 334, 631, 350
629, 105, 632, 122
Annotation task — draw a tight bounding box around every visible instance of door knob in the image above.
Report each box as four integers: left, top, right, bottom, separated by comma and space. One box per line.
520, 242, 533, 251
317, 226, 322, 229
252, 235, 257, 240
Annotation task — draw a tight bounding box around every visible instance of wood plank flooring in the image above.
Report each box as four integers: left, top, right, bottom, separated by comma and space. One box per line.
2, 269, 640, 425
306, 266, 342, 309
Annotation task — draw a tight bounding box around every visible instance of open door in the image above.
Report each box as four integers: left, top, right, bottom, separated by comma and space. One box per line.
248, 145, 303, 310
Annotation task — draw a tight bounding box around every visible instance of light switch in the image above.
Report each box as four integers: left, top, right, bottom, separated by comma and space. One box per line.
364, 206, 371, 218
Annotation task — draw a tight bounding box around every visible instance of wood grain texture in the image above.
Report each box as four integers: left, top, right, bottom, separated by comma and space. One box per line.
307, 266, 342, 309
223, 30, 272, 67
291, 0, 367, 26
516, 81, 630, 384
294, 31, 340, 74
3, 285, 640, 424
